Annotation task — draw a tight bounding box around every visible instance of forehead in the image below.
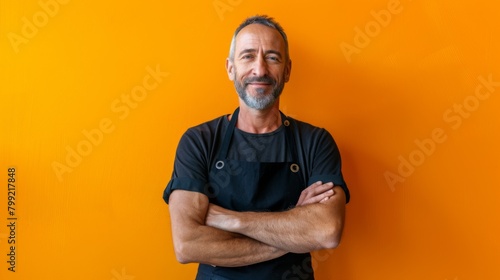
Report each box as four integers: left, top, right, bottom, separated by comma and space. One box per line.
234, 24, 285, 54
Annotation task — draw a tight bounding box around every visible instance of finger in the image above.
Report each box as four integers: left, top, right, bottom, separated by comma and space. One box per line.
297, 181, 322, 205
297, 182, 337, 206
303, 189, 334, 205
307, 182, 334, 197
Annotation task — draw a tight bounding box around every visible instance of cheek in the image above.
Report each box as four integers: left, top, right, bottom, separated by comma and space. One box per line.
271, 66, 286, 78
233, 66, 245, 80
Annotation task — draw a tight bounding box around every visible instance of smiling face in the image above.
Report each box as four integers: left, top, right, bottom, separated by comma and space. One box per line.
226, 23, 292, 110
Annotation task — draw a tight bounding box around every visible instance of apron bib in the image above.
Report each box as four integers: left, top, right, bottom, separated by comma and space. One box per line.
196, 108, 313, 280
209, 107, 304, 211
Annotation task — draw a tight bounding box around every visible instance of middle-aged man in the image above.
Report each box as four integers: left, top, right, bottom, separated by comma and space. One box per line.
163, 15, 350, 280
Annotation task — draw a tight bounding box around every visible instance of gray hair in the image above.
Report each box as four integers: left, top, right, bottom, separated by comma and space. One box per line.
228, 15, 289, 62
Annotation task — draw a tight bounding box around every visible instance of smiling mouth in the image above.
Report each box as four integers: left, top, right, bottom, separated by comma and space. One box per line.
245, 76, 275, 87
248, 83, 271, 86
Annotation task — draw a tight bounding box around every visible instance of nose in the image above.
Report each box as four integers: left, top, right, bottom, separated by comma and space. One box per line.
251, 55, 268, 77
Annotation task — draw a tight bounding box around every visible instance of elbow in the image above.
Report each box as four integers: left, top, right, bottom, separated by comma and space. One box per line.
322, 235, 341, 249
173, 241, 195, 264
174, 252, 190, 265
319, 223, 343, 249
174, 247, 189, 264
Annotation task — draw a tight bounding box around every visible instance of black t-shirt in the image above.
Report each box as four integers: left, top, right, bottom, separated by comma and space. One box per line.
163, 113, 350, 280
164, 114, 349, 204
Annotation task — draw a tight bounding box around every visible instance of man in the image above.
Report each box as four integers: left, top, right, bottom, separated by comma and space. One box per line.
163, 15, 350, 280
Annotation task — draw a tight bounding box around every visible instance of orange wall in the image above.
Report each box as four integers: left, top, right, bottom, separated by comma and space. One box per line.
1, 0, 499, 279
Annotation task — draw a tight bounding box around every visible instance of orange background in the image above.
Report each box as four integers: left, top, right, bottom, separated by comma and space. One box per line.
1, 0, 499, 279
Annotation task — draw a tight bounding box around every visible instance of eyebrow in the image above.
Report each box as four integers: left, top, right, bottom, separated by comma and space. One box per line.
238, 48, 283, 58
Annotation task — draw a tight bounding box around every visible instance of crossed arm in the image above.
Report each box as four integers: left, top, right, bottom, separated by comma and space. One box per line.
168, 181, 346, 267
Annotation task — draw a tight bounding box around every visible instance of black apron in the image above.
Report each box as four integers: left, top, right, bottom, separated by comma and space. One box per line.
196, 108, 314, 280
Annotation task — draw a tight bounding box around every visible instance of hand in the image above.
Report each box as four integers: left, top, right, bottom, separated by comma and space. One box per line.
296, 181, 335, 207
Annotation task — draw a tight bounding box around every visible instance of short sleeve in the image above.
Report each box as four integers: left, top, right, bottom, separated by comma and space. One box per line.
307, 129, 350, 203
163, 127, 212, 204
163, 177, 208, 204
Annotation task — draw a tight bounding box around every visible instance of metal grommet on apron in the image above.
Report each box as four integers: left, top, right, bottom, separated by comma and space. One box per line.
215, 160, 224, 169
284, 120, 290, 127
290, 163, 299, 173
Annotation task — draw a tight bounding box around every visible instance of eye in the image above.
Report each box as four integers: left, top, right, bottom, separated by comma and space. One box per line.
267, 56, 280, 62
241, 54, 254, 60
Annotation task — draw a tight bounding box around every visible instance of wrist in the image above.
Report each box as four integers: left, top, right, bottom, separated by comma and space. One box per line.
231, 211, 246, 233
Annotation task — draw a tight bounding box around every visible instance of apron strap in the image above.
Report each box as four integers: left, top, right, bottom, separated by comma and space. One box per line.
281, 111, 300, 165
281, 112, 305, 186
218, 108, 302, 178
218, 107, 239, 159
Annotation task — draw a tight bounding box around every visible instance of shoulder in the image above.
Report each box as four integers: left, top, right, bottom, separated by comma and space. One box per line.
288, 117, 334, 141
174, 115, 228, 156
287, 117, 341, 156
173, 115, 230, 169
182, 115, 228, 141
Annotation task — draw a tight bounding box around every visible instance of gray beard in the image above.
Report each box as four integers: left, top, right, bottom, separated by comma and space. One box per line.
234, 76, 285, 110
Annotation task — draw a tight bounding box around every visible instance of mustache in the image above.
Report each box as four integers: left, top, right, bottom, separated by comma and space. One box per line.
244, 76, 275, 86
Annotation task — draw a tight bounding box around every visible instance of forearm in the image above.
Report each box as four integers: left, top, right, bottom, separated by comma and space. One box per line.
168, 190, 287, 267
174, 223, 287, 267
239, 204, 341, 252
207, 186, 346, 253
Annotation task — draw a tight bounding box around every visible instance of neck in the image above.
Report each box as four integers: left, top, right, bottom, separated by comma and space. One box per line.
232, 101, 281, 134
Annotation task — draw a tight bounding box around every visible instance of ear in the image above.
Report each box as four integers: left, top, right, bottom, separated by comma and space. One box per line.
284, 59, 292, 82
226, 58, 235, 81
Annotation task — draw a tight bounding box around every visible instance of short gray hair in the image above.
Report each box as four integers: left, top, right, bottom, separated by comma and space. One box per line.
228, 15, 289, 62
